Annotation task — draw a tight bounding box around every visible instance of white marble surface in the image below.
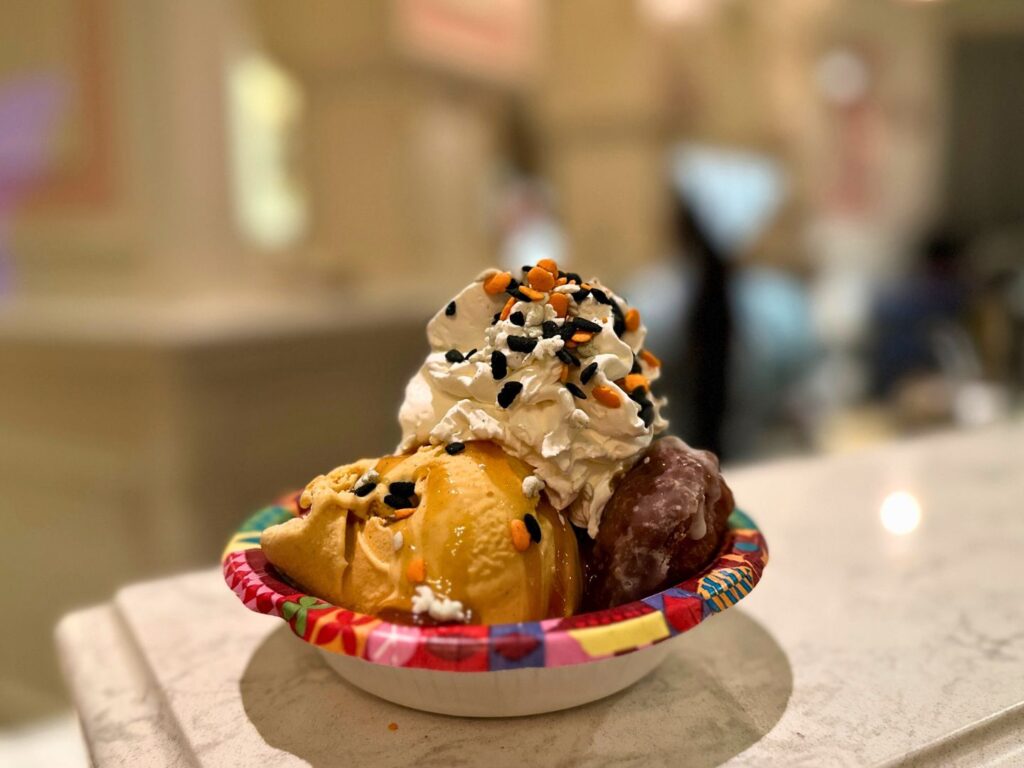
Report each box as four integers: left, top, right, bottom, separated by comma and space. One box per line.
57, 422, 1024, 767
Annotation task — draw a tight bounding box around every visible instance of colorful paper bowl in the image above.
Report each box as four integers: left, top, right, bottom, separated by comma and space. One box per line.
223, 494, 769, 717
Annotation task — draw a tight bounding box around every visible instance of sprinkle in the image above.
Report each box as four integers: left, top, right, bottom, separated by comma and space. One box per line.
519, 286, 545, 302
592, 385, 622, 408
445, 442, 466, 455
389, 481, 416, 496
555, 276, 568, 286
465, 348, 477, 359
573, 288, 591, 302
445, 349, 465, 363
509, 288, 532, 302
490, 350, 508, 380
497, 381, 523, 408
523, 513, 542, 543
556, 348, 581, 367
445, 301, 456, 317
565, 272, 583, 284
406, 557, 426, 583
625, 308, 641, 332
549, 292, 569, 318
537, 258, 559, 275
527, 266, 555, 292
640, 349, 662, 368
393, 532, 404, 551
522, 475, 545, 498
631, 356, 642, 374
640, 401, 655, 427
509, 311, 526, 326
492, 313, 500, 324
507, 335, 538, 354
570, 331, 593, 344
353, 482, 376, 497
393, 507, 416, 520
521, 264, 532, 273
580, 362, 599, 384
611, 302, 626, 335
590, 288, 613, 305
565, 382, 587, 399
388, 722, 399, 732
572, 317, 602, 333
623, 373, 648, 393
500, 297, 516, 320
484, 271, 512, 294
559, 364, 570, 383
509, 519, 531, 551
541, 320, 560, 339
384, 493, 413, 509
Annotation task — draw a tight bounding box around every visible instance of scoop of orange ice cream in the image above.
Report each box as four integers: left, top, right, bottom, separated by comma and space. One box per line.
260, 442, 581, 624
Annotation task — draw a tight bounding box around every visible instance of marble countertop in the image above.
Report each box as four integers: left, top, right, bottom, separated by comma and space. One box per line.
57, 422, 1024, 767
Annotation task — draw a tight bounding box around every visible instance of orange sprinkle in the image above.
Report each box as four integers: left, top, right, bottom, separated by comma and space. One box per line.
484, 272, 512, 295
624, 308, 641, 332
519, 286, 545, 302
509, 519, 531, 552
623, 373, 648, 393
527, 266, 555, 292
565, 340, 578, 349
393, 508, 416, 520
581, 282, 592, 290
639, 349, 661, 368
406, 557, 426, 583
559, 364, 570, 383
549, 292, 569, 318
555, 276, 568, 286
388, 722, 399, 732
592, 385, 622, 408
570, 331, 594, 344
537, 258, 559, 276
500, 296, 516, 320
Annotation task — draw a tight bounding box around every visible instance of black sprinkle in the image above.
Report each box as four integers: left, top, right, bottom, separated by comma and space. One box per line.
630, 356, 642, 374
507, 335, 538, 354
498, 381, 523, 409
509, 288, 531, 302
640, 402, 655, 427
445, 442, 466, 455
557, 270, 567, 279
523, 513, 542, 543
611, 302, 626, 335
445, 349, 465, 363
492, 313, 500, 325
565, 382, 587, 399
389, 481, 416, 497
353, 482, 376, 497
590, 288, 613, 305
507, 277, 520, 291
541, 320, 560, 339
521, 265, 533, 273
559, 324, 576, 341
465, 348, 477, 360
383, 493, 412, 509
573, 288, 591, 302
509, 311, 526, 327
490, 350, 508, 380
557, 348, 581, 367
629, 388, 649, 406
565, 272, 582, 284
572, 317, 602, 334
445, 301, 456, 317
580, 362, 599, 384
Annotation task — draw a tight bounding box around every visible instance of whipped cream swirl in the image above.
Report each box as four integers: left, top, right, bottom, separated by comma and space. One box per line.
398, 267, 666, 536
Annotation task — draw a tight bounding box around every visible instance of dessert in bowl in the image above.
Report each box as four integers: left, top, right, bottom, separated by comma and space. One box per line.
223, 260, 768, 716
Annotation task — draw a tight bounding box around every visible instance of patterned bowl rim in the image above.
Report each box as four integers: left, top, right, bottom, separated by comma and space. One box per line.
222, 494, 769, 672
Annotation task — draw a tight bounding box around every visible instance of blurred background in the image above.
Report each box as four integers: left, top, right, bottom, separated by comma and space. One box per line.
1, 0, 1023, 757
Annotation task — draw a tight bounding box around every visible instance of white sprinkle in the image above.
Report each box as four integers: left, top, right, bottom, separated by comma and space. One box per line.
392, 531, 404, 552
411, 585, 466, 622
569, 409, 590, 428
522, 475, 546, 498
643, 456, 650, 465
558, 512, 567, 526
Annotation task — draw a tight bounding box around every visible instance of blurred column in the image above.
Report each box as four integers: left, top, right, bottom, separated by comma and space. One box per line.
250, 1, 536, 297
532, 0, 666, 283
